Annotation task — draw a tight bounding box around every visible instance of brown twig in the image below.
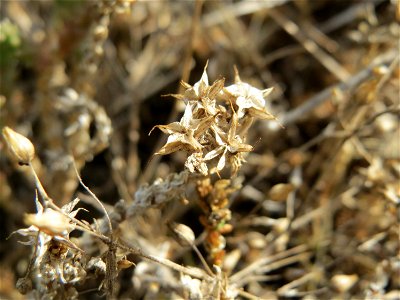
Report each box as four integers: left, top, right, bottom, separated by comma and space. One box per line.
280, 48, 397, 125
268, 8, 350, 82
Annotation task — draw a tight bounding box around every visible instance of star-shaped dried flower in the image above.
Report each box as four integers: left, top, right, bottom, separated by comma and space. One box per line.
153, 62, 277, 176
204, 113, 253, 174
151, 104, 216, 155
185, 61, 211, 101
150, 104, 201, 155
169, 62, 224, 117
223, 68, 275, 120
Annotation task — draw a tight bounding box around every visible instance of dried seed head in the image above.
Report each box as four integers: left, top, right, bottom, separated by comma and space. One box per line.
153, 63, 276, 176
2, 126, 35, 165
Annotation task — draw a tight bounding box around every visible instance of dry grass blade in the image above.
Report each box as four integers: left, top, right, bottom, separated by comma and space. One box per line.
268, 8, 350, 81
281, 48, 397, 125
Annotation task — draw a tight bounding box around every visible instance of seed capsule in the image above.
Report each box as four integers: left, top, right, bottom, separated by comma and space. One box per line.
168, 222, 195, 247
2, 126, 35, 165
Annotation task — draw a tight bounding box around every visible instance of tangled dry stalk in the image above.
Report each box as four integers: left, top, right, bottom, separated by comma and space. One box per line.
0, 1, 399, 299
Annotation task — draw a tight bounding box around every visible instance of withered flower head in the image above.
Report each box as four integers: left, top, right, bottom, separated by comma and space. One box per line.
225, 83, 274, 119
204, 112, 253, 174
2, 126, 35, 165
152, 63, 276, 176
151, 104, 203, 155
24, 208, 75, 237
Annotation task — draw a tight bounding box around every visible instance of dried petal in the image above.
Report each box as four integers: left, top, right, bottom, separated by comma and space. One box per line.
217, 149, 227, 171
225, 82, 274, 119
192, 114, 217, 139
151, 122, 186, 135
204, 146, 224, 161
208, 77, 225, 99
195, 61, 210, 98
248, 107, 276, 120
155, 139, 186, 155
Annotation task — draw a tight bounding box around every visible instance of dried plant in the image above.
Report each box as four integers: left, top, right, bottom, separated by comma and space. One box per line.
152, 62, 275, 176
2, 61, 277, 299
1, 1, 399, 300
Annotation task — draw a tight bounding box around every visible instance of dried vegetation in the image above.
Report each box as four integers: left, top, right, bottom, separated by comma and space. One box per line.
0, 1, 399, 299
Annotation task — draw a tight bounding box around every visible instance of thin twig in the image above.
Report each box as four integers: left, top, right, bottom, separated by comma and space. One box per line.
268, 8, 350, 82
277, 271, 319, 295
25, 226, 40, 278
319, 0, 384, 32
280, 48, 397, 125
236, 274, 282, 286
256, 252, 312, 274
117, 242, 213, 281
202, 0, 290, 28
298, 106, 400, 151
192, 244, 215, 277
235, 288, 262, 300
375, 56, 400, 94
261, 0, 384, 68
299, 19, 338, 53
28, 162, 110, 242
29, 164, 50, 205
72, 159, 113, 235
230, 244, 308, 283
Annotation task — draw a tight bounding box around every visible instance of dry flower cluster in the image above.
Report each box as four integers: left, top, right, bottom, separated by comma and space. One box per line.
151, 62, 275, 176
1, 59, 275, 298
1, 1, 399, 300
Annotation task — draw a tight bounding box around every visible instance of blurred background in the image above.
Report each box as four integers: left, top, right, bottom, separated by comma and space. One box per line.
0, 0, 399, 299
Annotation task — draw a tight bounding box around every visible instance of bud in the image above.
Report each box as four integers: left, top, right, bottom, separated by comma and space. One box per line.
168, 222, 195, 247
2, 126, 35, 165
269, 183, 295, 202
